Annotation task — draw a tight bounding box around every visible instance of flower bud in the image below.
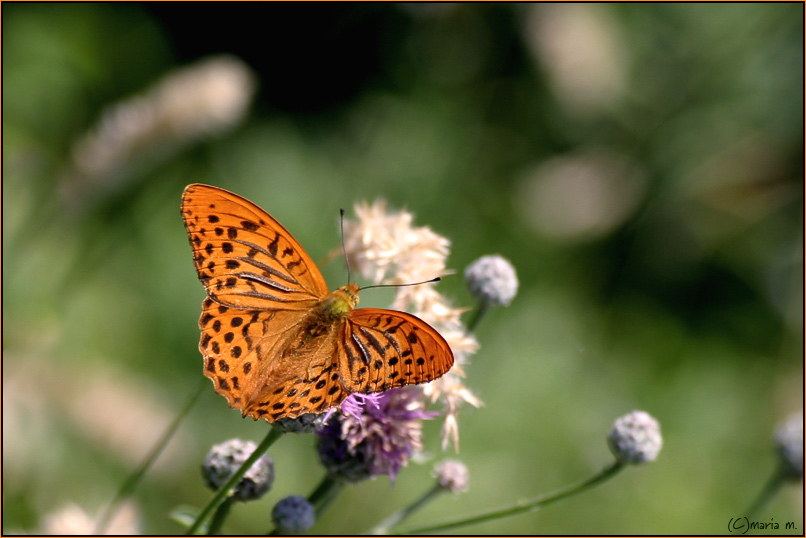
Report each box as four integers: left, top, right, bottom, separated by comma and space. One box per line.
774, 411, 803, 481
464, 255, 519, 307
202, 439, 274, 501
434, 459, 469, 494
273, 413, 329, 434
607, 411, 662, 464
272, 495, 315, 534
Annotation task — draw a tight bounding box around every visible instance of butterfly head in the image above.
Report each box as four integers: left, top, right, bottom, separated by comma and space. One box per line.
320, 283, 360, 320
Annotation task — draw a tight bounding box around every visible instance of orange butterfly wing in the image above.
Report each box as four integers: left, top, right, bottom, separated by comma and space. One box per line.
338, 309, 455, 394
182, 184, 455, 423
183, 184, 336, 420
197, 296, 349, 421
181, 183, 328, 309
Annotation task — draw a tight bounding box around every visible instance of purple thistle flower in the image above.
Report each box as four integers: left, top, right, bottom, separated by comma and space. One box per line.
317, 388, 437, 482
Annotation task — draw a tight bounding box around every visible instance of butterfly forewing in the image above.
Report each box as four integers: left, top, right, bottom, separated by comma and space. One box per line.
182, 184, 328, 310
339, 309, 455, 394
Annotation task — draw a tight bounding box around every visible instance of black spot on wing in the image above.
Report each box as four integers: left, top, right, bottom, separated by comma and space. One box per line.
241, 220, 259, 232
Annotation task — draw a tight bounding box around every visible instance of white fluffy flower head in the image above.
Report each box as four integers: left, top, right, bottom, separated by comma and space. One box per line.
343, 200, 481, 451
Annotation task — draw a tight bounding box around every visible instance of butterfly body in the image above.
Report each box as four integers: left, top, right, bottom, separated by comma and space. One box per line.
182, 184, 454, 422
319, 284, 360, 319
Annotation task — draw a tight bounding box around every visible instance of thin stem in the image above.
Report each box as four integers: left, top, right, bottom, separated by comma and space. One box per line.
96, 378, 207, 534
467, 301, 490, 333
400, 461, 624, 534
308, 475, 346, 518
369, 484, 442, 535
206, 496, 235, 535
745, 468, 787, 519
187, 427, 284, 535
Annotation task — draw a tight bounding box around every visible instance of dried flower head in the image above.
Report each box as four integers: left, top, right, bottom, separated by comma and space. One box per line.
343, 201, 481, 451
774, 411, 804, 481
434, 459, 470, 494
272, 495, 316, 534
202, 438, 274, 501
343, 200, 450, 286
607, 410, 662, 465
465, 255, 519, 307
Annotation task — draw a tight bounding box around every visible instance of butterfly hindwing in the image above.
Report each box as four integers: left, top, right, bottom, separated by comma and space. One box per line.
199, 296, 350, 421
198, 297, 272, 412
338, 308, 455, 394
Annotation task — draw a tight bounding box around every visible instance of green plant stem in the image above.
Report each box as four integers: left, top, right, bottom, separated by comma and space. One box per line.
400, 460, 625, 534
187, 427, 283, 535
745, 468, 787, 519
95, 378, 207, 534
206, 496, 235, 535
309, 475, 346, 518
467, 301, 490, 333
369, 484, 443, 534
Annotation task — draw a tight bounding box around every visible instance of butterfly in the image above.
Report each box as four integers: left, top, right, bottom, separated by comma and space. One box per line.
181, 184, 454, 422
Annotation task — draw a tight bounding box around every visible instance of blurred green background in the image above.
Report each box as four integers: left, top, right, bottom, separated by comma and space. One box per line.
3, 3, 803, 534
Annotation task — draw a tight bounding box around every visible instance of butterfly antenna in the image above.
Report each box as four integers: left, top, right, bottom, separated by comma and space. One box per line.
340, 208, 352, 285
361, 277, 442, 291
